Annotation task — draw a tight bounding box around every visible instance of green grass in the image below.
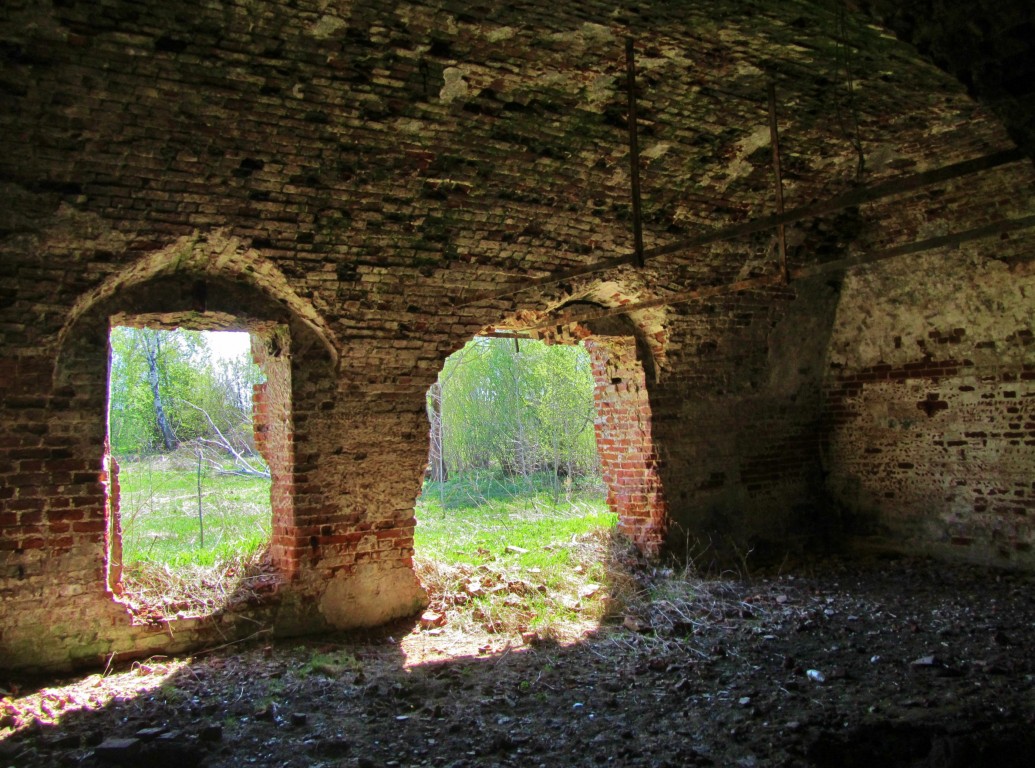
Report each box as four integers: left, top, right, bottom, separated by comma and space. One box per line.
113, 460, 622, 634
416, 470, 614, 570
414, 470, 622, 638
117, 455, 272, 568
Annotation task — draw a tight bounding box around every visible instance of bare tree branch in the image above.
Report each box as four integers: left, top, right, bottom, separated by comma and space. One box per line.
179, 399, 270, 478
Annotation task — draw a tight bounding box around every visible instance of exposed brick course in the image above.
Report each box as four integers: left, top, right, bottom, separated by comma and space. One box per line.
586, 336, 667, 554
2, 0, 1034, 670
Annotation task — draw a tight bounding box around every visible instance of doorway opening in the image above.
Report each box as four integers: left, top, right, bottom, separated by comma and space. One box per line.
414, 335, 626, 643
105, 322, 285, 618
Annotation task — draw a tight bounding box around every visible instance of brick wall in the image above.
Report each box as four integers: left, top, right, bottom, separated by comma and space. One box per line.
585, 335, 666, 554
824, 244, 1035, 567
2, 0, 1033, 669
250, 326, 296, 576
643, 278, 842, 565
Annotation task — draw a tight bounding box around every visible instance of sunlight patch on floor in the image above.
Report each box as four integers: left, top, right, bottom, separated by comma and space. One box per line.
1, 658, 186, 741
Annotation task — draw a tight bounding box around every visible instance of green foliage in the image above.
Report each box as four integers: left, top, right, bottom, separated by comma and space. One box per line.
415, 470, 620, 637
300, 650, 362, 677
108, 327, 263, 459
415, 470, 614, 572
431, 338, 599, 480
117, 456, 271, 567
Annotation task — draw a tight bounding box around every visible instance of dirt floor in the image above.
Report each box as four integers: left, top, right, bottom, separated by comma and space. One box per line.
3, 553, 1035, 768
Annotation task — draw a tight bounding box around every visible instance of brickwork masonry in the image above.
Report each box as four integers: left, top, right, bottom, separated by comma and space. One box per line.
2, 0, 1035, 670
825, 249, 1035, 567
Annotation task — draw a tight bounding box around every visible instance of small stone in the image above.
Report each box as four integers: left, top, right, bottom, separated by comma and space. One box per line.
806, 669, 825, 683
135, 727, 167, 742
290, 712, 308, 727
420, 610, 446, 629
578, 583, 601, 599
94, 737, 141, 764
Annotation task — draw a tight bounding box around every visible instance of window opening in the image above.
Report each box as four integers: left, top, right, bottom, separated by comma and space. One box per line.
106, 325, 274, 618
416, 336, 620, 643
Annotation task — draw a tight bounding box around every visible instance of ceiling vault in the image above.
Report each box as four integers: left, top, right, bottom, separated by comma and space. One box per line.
454, 147, 1027, 310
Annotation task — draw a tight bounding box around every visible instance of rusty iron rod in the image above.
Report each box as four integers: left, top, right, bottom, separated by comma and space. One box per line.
513, 213, 1035, 331
452, 146, 1025, 307
626, 37, 645, 268
642, 147, 1025, 260
479, 331, 534, 339
767, 80, 789, 283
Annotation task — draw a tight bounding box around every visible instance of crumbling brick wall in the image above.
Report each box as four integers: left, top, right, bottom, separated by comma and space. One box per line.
585, 336, 666, 554
250, 326, 296, 576
2, 0, 1034, 670
642, 279, 842, 565
824, 247, 1035, 567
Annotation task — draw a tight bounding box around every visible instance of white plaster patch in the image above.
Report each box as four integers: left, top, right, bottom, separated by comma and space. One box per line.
866, 144, 904, 174
699, 125, 770, 192
486, 26, 517, 43
736, 62, 764, 77
641, 142, 672, 161
320, 565, 427, 628
636, 43, 694, 71
394, 118, 427, 135
440, 67, 469, 103
583, 74, 615, 104
307, 14, 347, 39
608, 165, 629, 189
580, 22, 615, 44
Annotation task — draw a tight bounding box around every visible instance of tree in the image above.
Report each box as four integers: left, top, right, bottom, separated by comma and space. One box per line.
108, 327, 265, 472
427, 337, 600, 484
141, 330, 178, 450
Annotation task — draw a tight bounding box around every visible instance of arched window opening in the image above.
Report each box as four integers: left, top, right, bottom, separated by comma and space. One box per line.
415, 335, 620, 643
105, 322, 286, 618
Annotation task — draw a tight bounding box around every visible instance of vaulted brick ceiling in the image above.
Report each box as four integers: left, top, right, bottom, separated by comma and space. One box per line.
1, 0, 1028, 345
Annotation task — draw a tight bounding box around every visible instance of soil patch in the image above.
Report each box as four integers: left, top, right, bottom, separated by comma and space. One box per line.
3, 554, 1034, 767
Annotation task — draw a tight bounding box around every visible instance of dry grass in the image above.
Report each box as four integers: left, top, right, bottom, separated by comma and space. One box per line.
606, 563, 773, 659
118, 546, 282, 623
414, 527, 644, 646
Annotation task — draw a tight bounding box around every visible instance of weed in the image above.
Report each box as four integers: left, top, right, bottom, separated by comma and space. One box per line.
414, 472, 634, 641
117, 454, 271, 567
301, 650, 361, 677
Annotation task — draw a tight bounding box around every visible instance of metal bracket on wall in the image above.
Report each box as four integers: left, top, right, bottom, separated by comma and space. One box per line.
767, 80, 789, 284
452, 147, 1025, 308
626, 37, 645, 269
